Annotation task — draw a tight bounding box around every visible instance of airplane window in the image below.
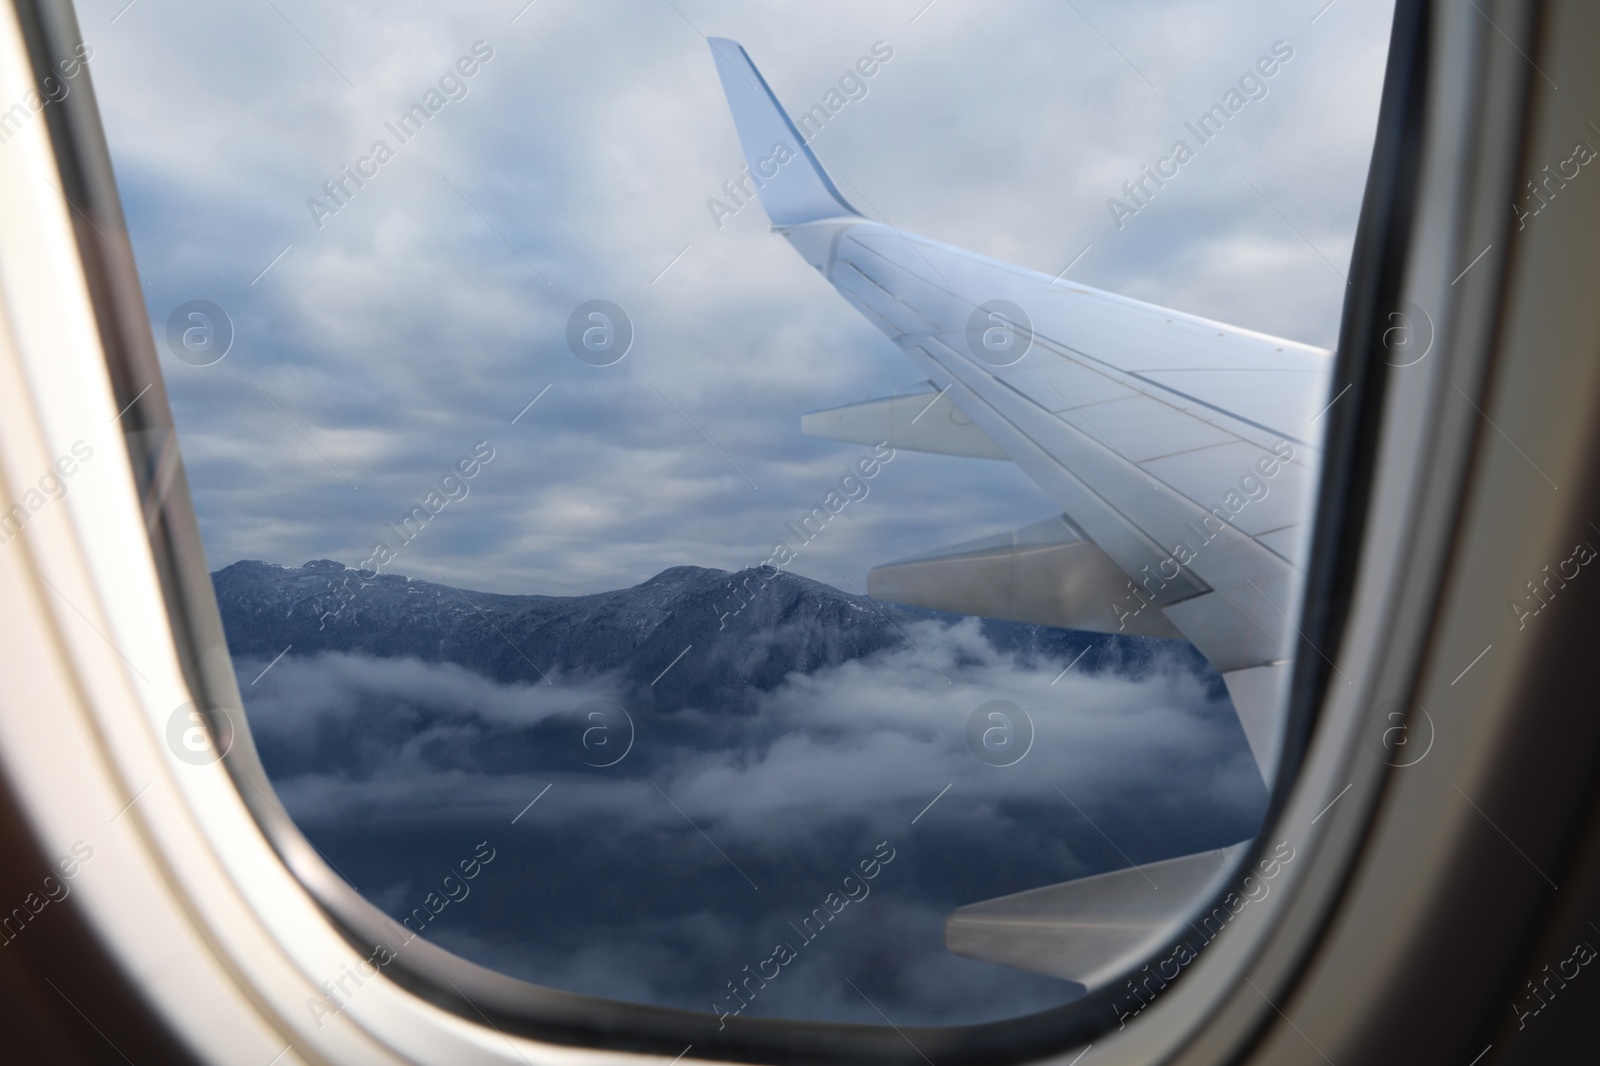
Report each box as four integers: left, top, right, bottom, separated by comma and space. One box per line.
90, 0, 1395, 1035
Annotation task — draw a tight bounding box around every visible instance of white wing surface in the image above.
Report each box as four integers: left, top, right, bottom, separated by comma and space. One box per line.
711, 38, 1332, 781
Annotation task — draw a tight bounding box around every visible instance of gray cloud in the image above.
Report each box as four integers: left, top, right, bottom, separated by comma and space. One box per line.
239, 621, 1263, 1025
90, 0, 1394, 594
92, 0, 1388, 1029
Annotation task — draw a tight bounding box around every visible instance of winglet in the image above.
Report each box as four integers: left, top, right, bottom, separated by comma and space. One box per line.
708, 38, 860, 226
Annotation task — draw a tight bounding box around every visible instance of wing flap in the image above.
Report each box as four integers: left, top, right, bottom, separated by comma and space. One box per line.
943, 843, 1248, 986
867, 516, 1189, 637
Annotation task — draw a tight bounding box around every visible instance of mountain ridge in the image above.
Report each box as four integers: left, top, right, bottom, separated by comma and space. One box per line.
212, 560, 1178, 712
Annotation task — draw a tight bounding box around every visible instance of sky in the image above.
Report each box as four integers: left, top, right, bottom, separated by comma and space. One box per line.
81, 0, 1395, 1030
82, 0, 1395, 597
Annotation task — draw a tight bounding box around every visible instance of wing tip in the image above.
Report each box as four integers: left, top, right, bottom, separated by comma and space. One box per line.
708, 38, 860, 226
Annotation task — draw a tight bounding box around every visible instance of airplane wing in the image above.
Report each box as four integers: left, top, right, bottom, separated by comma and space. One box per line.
709, 38, 1331, 785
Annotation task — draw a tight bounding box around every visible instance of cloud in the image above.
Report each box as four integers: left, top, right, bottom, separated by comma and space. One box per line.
238, 620, 1265, 1025
88, 0, 1395, 595
92, 0, 1385, 1028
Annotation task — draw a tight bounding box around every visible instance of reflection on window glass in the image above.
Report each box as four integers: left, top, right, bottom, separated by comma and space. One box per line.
96, 0, 1392, 1027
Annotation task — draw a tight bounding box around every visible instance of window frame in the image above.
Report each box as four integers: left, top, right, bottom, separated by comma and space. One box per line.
5, 0, 1553, 1062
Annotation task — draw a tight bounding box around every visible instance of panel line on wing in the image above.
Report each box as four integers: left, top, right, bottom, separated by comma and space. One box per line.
1128, 370, 1319, 449
838, 232, 1320, 451
898, 324, 1314, 573
908, 334, 1307, 657
838, 288, 905, 337
769, 216, 1317, 664
1016, 334, 1299, 453
909, 338, 1222, 566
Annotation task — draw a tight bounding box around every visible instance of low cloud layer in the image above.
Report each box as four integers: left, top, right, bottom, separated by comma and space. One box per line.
241, 622, 1265, 1025
89, 0, 1385, 1032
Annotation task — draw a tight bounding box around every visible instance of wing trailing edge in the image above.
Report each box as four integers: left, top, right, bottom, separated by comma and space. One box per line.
867, 516, 1189, 638
944, 843, 1249, 986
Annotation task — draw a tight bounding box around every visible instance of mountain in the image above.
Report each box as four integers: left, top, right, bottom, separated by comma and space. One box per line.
211, 560, 1186, 712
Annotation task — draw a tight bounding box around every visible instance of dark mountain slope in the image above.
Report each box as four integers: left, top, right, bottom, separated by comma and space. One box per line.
212, 560, 1200, 711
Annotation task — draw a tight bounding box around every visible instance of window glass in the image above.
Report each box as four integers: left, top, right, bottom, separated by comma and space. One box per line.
93, 0, 1393, 1027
